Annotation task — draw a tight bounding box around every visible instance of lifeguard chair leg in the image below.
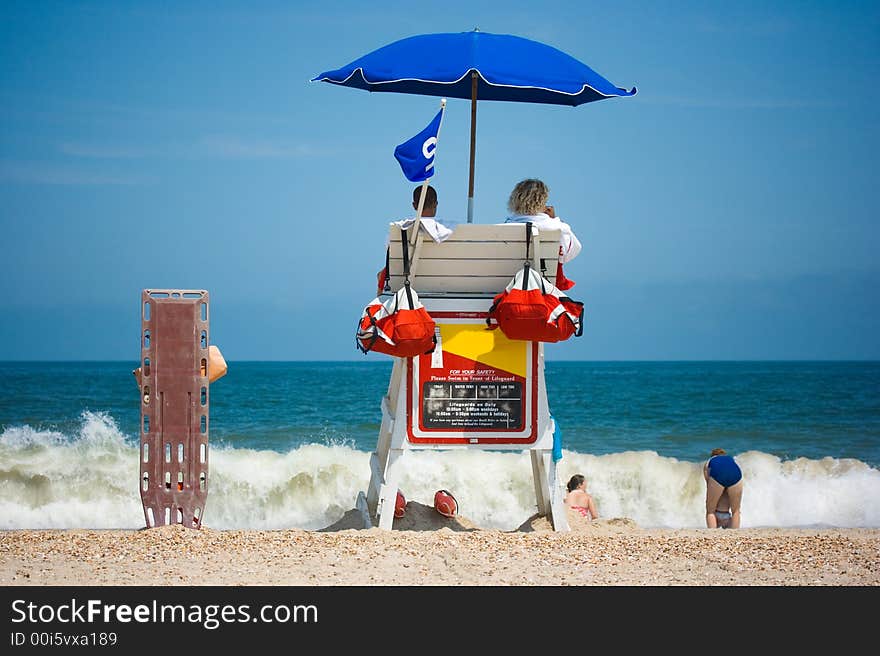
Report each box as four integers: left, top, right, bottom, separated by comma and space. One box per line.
363, 358, 406, 527
530, 449, 570, 532
547, 455, 570, 532
138, 289, 210, 530
377, 448, 404, 530
365, 393, 395, 517
531, 449, 551, 516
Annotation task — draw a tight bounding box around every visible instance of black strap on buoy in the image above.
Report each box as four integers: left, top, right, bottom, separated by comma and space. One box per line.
382, 246, 391, 293
400, 228, 415, 309
522, 222, 533, 290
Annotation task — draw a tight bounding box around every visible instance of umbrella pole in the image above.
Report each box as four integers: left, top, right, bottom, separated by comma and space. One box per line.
467, 71, 477, 223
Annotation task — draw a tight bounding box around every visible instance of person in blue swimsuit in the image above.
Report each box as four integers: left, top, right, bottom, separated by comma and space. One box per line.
703, 448, 743, 529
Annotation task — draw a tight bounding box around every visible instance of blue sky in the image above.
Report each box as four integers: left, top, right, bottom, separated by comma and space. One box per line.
1, 0, 877, 360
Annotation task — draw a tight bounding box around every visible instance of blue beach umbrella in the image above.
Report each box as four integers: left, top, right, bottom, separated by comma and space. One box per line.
312, 29, 637, 221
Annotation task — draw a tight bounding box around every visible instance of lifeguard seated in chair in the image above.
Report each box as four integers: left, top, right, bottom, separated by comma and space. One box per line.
500, 178, 581, 291
380, 178, 581, 298
377, 184, 456, 294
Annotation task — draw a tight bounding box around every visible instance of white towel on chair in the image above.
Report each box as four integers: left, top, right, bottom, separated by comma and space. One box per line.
390, 217, 454, 243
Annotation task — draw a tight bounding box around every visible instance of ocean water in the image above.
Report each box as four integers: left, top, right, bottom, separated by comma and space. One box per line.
1, 360, 878, 531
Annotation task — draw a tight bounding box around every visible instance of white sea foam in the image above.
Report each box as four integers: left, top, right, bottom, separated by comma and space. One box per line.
557, 450, 880, 529
2, 414, 879, 530
0, 412, 142, 529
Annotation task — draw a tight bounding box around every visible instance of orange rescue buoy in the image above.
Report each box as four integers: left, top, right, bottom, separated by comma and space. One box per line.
433, 489, 458, 518
394, 490, 407, 518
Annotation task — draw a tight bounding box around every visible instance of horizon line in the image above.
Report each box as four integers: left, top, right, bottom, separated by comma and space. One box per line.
1, 358, 878, 364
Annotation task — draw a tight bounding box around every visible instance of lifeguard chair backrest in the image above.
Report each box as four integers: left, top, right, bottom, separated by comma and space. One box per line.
385, 224, 562, 297
138, 289, 210, 530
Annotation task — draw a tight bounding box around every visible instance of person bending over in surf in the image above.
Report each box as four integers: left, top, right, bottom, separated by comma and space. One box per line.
703, 448, 743, 529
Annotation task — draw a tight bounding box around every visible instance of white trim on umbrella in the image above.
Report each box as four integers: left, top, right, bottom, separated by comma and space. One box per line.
311, 67, 637, 99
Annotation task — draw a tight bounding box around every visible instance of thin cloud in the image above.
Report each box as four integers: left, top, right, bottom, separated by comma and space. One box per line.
58, 137, 327, 160
58, 142, 168, 159
0, 92, 299, 129
57, 97, 299, 127
0, 161, 152, 186
198, 136, 321, 159
641, 94, 843, 110
694, 16, 795, 37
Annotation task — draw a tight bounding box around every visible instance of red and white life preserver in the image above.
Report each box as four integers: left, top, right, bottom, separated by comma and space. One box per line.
356, 284, 436, 359
486, 263, 583, 343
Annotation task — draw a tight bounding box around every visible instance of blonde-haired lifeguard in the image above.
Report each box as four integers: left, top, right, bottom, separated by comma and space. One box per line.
503, 178, 582, 288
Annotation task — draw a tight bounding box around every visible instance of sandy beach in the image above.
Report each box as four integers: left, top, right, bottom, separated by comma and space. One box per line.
2, 504, 877, 587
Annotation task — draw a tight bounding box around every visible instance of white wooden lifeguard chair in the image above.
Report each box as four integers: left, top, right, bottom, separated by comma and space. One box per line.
356, 222, 571, 532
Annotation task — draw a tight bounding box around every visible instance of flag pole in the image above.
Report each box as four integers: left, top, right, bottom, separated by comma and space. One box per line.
409, 98, 447, 261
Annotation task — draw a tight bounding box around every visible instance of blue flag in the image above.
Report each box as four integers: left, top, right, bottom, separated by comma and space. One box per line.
394, 109, 443, 182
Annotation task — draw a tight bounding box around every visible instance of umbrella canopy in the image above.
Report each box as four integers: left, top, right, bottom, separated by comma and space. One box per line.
312, 30, 637, 220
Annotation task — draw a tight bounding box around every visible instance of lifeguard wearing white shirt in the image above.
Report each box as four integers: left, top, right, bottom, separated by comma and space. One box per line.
502, 178, 582, 264
388, 184, 455, 243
